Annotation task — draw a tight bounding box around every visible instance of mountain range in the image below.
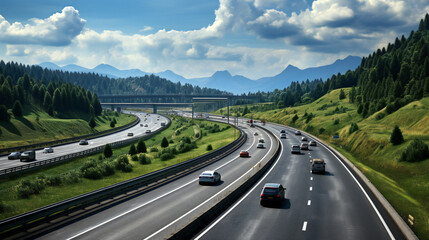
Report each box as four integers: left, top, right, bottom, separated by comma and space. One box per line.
39, 56, 361, 94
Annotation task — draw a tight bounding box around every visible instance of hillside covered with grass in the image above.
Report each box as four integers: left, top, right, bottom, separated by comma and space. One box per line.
235, 89, 429, 239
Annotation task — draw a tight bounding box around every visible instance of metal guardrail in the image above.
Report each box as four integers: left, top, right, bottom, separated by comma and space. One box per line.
0, 113, 140, 156
0, 116, 169, 178
0, 121, 246, 236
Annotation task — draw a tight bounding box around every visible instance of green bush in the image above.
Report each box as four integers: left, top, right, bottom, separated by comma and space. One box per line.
99, 162, 115, 176
139, 154, 151, 164
82, 167, 103, 179
333, 119, 340, 125
206, 144, 213, 151
16, 179, 45, 198
131, 155, 139, 162
150, 147, 159, 152
318, 128, 326, 134
291, 114, 299, 123
115, 155, 133, 172
169, 139, 174, 144
61, 170, 81, 184
45, 175, 62, 186
399, 139, 429, 162
160, 152, 175, 161
390, 126, 404, 145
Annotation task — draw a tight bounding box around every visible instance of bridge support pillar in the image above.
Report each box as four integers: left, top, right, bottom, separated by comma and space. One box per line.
192, 104, 194, 119
153, 105, 157, 114
227, 98, 230, 124
116, 107, 121, 113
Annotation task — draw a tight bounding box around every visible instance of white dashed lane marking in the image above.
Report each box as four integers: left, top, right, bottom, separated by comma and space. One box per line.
307, 200, 311, 206
309, 187, 313, 191
302, 221, 308, 231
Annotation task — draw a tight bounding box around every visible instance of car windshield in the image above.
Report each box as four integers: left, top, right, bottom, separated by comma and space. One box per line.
201, 173, 212, 176
263, 188, 278, 194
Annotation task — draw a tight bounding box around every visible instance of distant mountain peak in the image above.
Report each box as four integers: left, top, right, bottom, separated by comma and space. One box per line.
211, 70, 232, 78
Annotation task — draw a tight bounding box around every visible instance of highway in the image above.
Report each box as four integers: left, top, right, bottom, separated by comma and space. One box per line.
35, 117, 279, 239
194, 121, 405, 240
0, 112, 168, 171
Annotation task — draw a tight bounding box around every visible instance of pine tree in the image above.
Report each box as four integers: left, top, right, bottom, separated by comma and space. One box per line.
103, 144, 113, 158
0, 105, 10, 122
161, 137, 169, 148
88, 116, 96, 128
129, 144, 137, 155
137, 139, 147, 153
390, 126, 404, 145
12, 100, 23, 117
52, 88, 62, 113
43, 91, 52, 110
339, 89, 346, 100
92, 94, 102, 115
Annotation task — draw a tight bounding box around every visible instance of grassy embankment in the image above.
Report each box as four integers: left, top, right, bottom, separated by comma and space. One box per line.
0, 107, 136, 149
0, 116, 238, 220
215, 89, 429, 239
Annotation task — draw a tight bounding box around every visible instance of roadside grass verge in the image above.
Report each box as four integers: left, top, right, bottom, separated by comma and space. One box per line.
0, 107, 136, 148
0, 116, 238, 220
222, 89, 429, 239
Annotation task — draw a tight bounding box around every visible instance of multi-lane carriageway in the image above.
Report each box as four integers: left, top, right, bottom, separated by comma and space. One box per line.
28, 113, 404, 240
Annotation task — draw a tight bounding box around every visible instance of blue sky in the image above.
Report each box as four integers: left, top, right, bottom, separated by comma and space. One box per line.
0, 0, 428, 79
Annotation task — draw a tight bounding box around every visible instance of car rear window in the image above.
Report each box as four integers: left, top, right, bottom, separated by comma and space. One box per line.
201, 173, 212, 176
263, 188, 278, 194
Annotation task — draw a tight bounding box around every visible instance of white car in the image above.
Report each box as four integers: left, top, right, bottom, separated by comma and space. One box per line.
257, 143, 265, 148
43, 147, 54, 153
199, 171, 221, 184
280, 133, 287, 139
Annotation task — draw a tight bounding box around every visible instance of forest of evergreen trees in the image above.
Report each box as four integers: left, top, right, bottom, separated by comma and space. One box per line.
245, 14, 429, 117
0, 61, 229, 96
0, 73, 102, 121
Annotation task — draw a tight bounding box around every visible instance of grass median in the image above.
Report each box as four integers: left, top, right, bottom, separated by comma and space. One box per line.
0, 116, 239, 220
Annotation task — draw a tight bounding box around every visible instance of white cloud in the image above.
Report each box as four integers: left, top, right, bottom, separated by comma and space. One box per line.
0, 6, 85, 46
3, 0, 429, 79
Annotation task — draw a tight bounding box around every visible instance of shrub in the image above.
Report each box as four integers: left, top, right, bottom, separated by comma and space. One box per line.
104, 144, 113, 158
195, 132, 200, 138
82, 167, 103, 179
318, 128, 326, 134
115, 155, 132, 172
349, 123, 359, 134
16, 179, 45, 198
129, 144, 137, 155
161, 137, 169, 148
110, 121, 115, 128
61, 171, 81, 184
137, 139, 147, 153
333, 119, 340, 125
399, 139, 429, 162
169, 139, 174, 144
123, 164, 133, 172
175, 129, 181, 135
206, 144, 213, 151
99, 162, 115, 176
182, 137, 191, 144
150, 147, 159, 152
88, 116, 96, 128
45, 175, 62, 186
160, 152, 175, 161
131, 155, 139, 162
139, 154, 151, 164
390, 126, 404, 145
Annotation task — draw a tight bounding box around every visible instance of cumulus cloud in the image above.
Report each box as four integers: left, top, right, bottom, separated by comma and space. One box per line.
0, 6, 85, 46
3, 0, 429, 79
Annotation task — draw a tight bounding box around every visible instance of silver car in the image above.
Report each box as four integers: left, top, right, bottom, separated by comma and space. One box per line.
312, 159, 326, 174
257, 143, 265, 148
199, 171, 221, 185
300, 143, 309, 150
280, 133, 287, 139
291, 145, 301, 154
42, 147, 54, 153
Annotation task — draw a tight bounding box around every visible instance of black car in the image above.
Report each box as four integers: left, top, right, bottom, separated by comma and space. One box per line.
8, 152, 21, 160
79, 140, 89, 145
260, 183, 285, 206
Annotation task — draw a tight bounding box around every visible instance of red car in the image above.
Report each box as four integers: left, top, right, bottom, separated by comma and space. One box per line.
240, 150, 250, 157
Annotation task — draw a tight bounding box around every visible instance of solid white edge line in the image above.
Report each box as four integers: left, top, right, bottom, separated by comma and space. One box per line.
194, 128, 283, 240
302, 221, 308, 231
67, 124, 259, 239
144, 131, 275, 240
271, 122, 395, 240
319, 139, 396, 240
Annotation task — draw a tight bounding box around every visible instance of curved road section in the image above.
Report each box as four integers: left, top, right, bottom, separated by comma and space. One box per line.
194, 120, 405, 240
0, 112, 167, 171
35, 119, 279, 240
